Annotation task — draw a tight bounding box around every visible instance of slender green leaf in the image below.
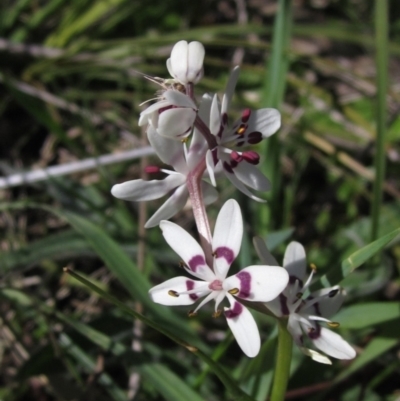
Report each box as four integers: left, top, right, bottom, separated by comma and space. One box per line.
139, 363, 204, 401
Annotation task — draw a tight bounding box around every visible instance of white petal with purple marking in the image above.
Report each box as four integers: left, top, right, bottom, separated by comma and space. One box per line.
224, 265, 289, 302
311, 327, 356, 360
246, 108, 281, 138
149, 276, 208, 306
212, 199, 243, 279
224, 296, 260, 358
160, 221, 215, 281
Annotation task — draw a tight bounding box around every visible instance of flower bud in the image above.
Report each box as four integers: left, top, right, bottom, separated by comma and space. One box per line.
166, 41, 205, 85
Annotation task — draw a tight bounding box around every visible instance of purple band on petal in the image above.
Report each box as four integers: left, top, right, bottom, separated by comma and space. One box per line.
215, 246, 235, 265
188, 255, 206, 272
186, 280, 198, 301
236, 271, 251, 298
307, 324, 321, 340
279, 293, 290, 316
223, 161, 234, 174
224, 302, 243, 319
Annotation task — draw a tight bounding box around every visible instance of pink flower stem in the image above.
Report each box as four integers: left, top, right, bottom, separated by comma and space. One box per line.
187, 158, 213, 267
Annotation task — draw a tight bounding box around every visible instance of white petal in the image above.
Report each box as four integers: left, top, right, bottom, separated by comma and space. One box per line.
246, 108, 281, 138
164, 89, 197, 109
201, 181, 219, 205
300, 347, 332, 365
233, 162, 271, 191
212, 199, 242, 279
149, 276, 209, 306
186, 41, 205, 84
139, 99, 171, 126
111, 174, 184, 202
224, 296, 260, 358
158, 108, 196, 139
283, 241, 306, 281
224, 265, 288, 302
210, 94, 221, 136
205, 150, 217, 187
160, 220, 215, 281
147, 126, 187, 173
224, 169, 266, 202
169, 41, 205, 84
305, 286, 344, 318
252, 236, 279, 266
166, 58, 174, 78
264, 297, 285, 318
144, 184, 188, 228
311, 327, 356, 360
222, 66, 240, 115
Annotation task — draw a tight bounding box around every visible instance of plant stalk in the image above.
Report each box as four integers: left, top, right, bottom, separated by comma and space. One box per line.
270, 319, 292, 401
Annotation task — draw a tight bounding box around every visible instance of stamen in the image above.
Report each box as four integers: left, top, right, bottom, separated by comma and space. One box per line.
228, 288, 239, 295
178, 260, 187, 268
296, 292, 303, 299
168, 290, 179, 297
212, 310, 222, 318
236, 124, 247, 135
327, 321, 340, 328
310, 263, 317, 271
181, 137, 189, 144
188, 310, 197, 318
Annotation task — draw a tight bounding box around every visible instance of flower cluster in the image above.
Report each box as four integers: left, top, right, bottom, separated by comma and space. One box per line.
111, 40, 356, 362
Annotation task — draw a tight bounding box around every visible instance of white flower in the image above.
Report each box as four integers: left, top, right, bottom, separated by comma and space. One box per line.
254, 238, 357, 364
111, 116, 215, 228
139, 89, 197, 140
166, 41, 205, 85
205, 67, 281, 201
149, 199, 289, 357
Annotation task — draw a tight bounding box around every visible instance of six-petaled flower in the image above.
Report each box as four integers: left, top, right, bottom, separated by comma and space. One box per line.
254, 238, 356, 364
149, 199, 289, 357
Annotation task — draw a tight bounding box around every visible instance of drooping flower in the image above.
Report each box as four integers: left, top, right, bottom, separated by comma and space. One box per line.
111, 98, 215, 228
149, 199, 289, 357
138, 89, 198, 140
166, 40, 205, 85
205, 67, 281, 201
254, 238, 356, 364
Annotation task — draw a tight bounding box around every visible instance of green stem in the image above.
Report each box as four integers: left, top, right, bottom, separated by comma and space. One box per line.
370, 0, 388, 243
270, 319, 292, 401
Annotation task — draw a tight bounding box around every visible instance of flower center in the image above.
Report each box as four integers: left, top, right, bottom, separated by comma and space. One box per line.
209, 279, 223, 291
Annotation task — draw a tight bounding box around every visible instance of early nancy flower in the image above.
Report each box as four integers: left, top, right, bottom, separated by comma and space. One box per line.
111, 123, 216, 228
149, 199, 289, 357
166, 40, 205, 85
205, 67, 281, 201
254, 238, 356, 364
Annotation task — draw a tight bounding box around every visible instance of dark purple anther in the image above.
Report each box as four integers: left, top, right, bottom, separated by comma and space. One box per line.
186, 280, 198, 301
222, 112, 228, 126
144, 166, 161, 174
230, 151, 243, 163
241, 109, 251, 123
247, 132, 263, 144
214, 246, 235, 265
242, 151, 259, 165
224, 302, 243, 319
236, 271, 251, 298
188, 255, 206, 272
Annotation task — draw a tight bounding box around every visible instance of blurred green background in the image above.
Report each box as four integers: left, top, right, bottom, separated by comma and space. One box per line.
0, 0, 400, 400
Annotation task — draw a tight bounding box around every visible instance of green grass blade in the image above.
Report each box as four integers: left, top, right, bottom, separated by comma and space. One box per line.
139, 363, 204, 401
314, 226, 400, 289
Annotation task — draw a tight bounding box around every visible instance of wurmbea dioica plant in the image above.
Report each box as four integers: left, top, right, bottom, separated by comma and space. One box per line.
111, 40, 357, 398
